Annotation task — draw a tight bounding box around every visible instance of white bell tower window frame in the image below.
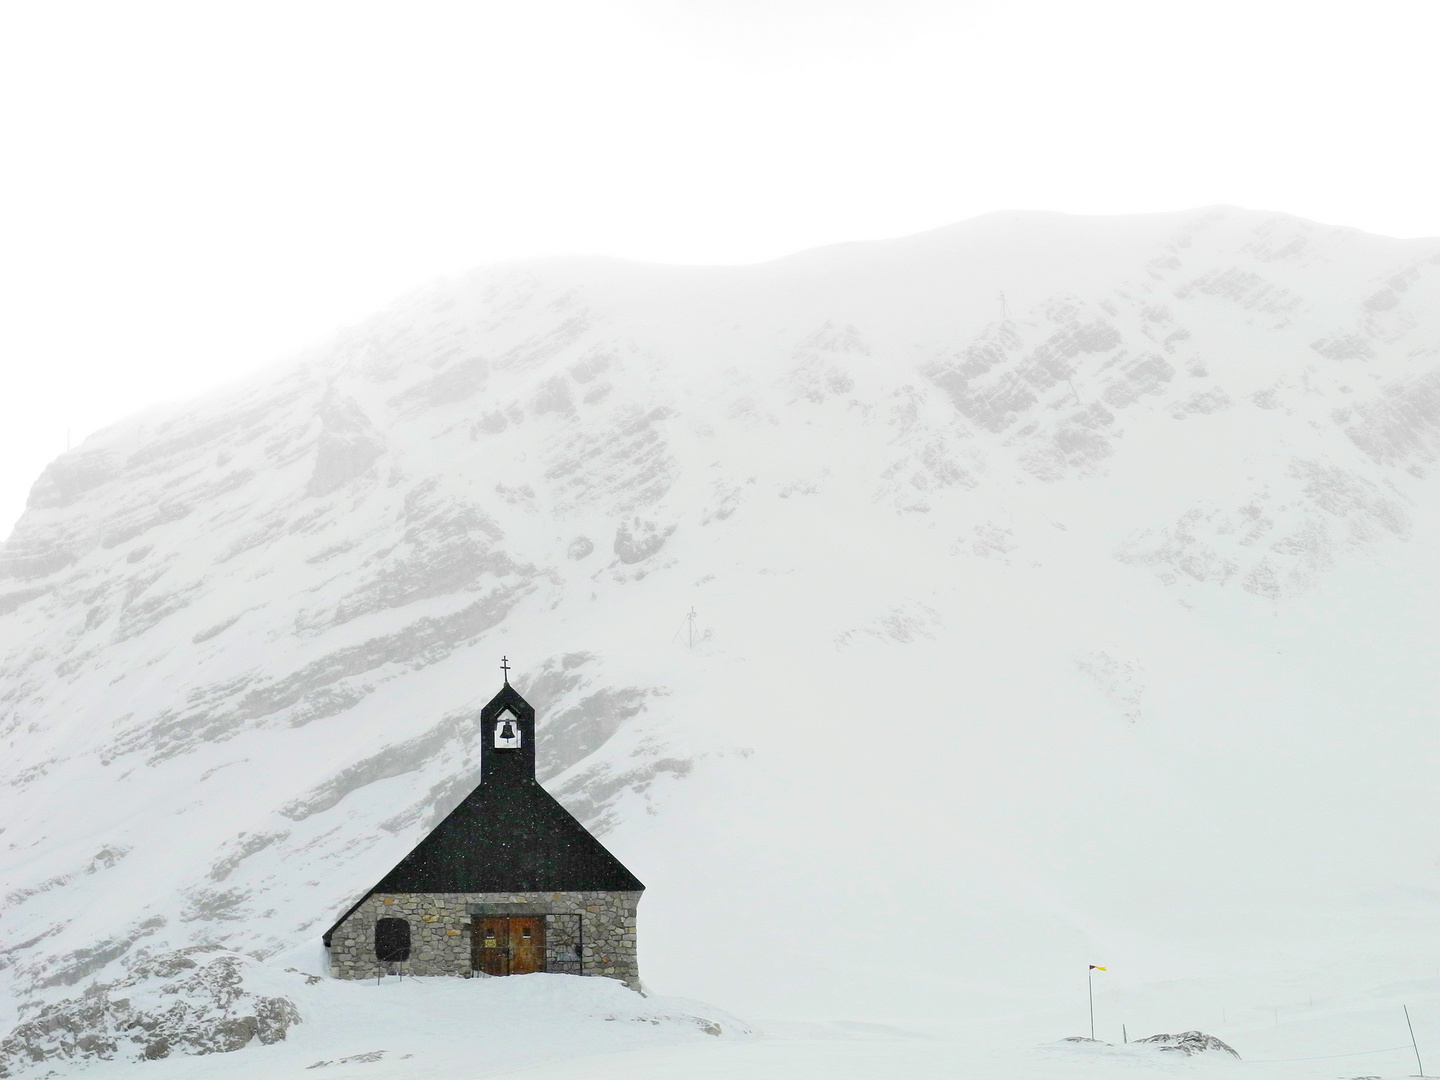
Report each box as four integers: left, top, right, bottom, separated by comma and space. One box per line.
493, 708, 522, 749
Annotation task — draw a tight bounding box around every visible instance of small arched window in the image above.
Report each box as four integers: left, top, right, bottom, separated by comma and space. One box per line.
375, 917, 411, 962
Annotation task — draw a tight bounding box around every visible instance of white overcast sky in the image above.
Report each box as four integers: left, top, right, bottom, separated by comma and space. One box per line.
1, 0, 1437, 535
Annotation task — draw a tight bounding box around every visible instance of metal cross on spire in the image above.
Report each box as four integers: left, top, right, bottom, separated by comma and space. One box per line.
500, 655, 510, 685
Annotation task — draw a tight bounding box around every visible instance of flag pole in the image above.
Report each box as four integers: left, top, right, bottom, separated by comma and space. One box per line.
1088, 966, 1105, 1040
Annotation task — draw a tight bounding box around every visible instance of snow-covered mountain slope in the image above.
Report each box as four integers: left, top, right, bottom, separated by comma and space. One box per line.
1, 207, 1437, 1072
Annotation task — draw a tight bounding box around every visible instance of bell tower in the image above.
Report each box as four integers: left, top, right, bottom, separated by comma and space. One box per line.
479, 658, 536, 785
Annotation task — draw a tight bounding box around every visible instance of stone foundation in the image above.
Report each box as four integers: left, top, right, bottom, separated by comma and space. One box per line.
326, 891, 641, 989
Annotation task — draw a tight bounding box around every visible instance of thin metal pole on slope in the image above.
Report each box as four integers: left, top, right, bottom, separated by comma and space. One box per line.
1405, 1005, 1425, 1076
671, 608, 698, 647
1089, 969, 1094, 1040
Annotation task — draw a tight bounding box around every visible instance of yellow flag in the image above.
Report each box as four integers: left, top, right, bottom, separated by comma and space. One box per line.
1090, 965, 1106, 971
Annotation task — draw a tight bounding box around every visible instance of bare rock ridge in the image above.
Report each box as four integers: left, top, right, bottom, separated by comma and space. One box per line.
0, 950, 301, 1075
0, 207, 1438, 1071
1135, 1031, 1241, 1057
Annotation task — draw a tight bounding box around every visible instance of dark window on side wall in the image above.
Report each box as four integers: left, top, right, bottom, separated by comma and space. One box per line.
375, 917, 411, 962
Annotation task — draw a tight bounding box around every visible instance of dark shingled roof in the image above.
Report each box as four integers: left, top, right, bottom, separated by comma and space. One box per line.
323, 683, 643, 945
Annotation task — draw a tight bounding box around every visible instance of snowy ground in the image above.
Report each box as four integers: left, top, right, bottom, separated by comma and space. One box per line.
44, 968, 1439, 1080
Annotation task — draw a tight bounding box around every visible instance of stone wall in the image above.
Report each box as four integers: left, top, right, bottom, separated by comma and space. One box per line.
326, 891, 641, 989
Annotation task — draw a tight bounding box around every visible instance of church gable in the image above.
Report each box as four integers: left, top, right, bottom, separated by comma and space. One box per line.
370, 682, 643, 894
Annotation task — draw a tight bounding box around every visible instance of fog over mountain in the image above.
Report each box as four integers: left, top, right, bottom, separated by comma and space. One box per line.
1, 207, 1437, 1076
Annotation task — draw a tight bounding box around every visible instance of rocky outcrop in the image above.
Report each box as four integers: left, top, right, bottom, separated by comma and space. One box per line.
1135, 1031, 1240, 1057
0, 950, 300, 1076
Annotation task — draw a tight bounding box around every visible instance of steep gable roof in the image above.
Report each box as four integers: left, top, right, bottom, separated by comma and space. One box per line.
368, 768, 644, 894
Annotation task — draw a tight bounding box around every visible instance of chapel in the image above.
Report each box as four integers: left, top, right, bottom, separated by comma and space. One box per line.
322, 673, 644, 987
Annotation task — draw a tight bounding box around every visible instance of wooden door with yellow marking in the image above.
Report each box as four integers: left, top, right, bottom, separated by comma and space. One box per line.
509, 917, 544, 974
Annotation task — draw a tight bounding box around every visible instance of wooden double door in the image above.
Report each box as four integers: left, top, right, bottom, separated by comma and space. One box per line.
472, 915, 545, 976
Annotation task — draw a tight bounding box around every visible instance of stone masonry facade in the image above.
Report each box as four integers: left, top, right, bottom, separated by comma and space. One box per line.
327, 891, 641, 989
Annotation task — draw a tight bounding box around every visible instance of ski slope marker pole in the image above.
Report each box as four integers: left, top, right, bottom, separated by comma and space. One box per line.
1405, 1005, 1424, 1077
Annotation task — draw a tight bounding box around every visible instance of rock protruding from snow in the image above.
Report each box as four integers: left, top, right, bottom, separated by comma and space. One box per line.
0, 949, 301, 1076
1135, 1030, 1240, 1057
